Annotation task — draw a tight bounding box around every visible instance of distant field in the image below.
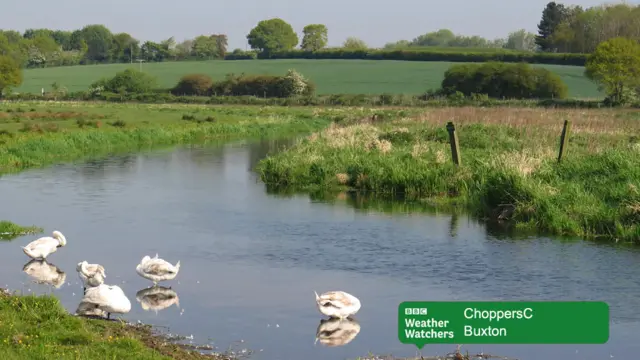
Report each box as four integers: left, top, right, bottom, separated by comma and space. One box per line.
17, 60, 603, 99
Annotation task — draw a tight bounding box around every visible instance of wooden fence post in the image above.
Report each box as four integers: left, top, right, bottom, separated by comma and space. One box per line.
446, 122, 461, 166
557, 120, 571, 163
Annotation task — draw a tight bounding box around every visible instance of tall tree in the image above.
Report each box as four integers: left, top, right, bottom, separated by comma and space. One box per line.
0, 55, 23, 96
585, 37, 640, 104
301, 24, 328, 51
192, 35, 217, 59
211, 34, 228, 58
342, 37, 367, 49
505, 29, 538, 51
247, 18, 299, 54
80, 24, 114, 62
535, 2, 568, 51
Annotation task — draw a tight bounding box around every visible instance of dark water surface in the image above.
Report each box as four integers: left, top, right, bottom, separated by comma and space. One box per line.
1, 138, 639, 360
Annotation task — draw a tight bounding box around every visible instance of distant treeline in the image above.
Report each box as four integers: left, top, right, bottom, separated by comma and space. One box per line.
0, 1, 637, 69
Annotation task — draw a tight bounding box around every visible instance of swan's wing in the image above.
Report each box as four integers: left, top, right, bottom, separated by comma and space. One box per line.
87, 264, 106, 277
142, 259, 177, 275
318, 291, 354, 308
25, 237, 56, 251
82, 287, 109, 306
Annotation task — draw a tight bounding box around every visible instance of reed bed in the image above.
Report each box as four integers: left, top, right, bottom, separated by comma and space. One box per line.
257, 107, 640, 243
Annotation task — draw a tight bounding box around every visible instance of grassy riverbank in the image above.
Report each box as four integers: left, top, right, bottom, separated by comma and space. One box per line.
257, 106, 640, 243
0, 289, 230, 359
0, 102, 330, 176
0, 221, 43, 241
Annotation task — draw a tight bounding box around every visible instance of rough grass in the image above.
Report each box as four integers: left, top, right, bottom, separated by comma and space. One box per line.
0, 221, 43, 241
257, 106, 640, 243
0, 102, 330, 175
16, 59, 602, 99
0, 289, 230, 359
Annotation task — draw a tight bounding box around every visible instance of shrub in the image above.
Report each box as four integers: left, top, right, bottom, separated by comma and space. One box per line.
440, 62, 568, 99
224, 49, 259, 60
171, 74, 213, 96
249, 48, 587, 66
211, 71, 315, 98
90, 69, 158, 94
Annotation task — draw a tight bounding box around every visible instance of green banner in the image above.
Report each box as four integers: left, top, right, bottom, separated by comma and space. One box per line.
398, 301, 609, 349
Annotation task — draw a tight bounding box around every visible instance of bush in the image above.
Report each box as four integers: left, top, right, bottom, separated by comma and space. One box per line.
211, 70, 315, 98
246, 48, 587, 66
171, 74, 213, 96
440, 62, 568, 99
90, 69, 158, 94
224, 49, 259, 60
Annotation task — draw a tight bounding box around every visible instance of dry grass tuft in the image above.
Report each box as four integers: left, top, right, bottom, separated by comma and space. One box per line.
489, 148, 554, 176
336, 173, 349, 185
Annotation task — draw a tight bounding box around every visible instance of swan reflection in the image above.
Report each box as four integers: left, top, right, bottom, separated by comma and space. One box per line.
315, 317, 361, 347
22, 259, 66, 289
136, 286, 180, 313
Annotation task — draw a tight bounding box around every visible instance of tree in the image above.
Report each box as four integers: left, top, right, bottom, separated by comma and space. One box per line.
0, 56, 23, 97
80, 24, 114, 62
192, 35, 217, 59
301, 24, 328, 51
535, 2, 568, 51
112, 33, 139, 63
211, 34, 228, 58
505, 29, 538, 51
247, 18, 299, 54
342, 37, 367, 50
585, 37, 640, 104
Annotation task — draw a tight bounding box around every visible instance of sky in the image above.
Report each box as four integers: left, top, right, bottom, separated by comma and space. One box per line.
0, 0, 622, 49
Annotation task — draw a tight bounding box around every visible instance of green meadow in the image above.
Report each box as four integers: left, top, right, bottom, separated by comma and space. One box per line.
17, 60, 603, 99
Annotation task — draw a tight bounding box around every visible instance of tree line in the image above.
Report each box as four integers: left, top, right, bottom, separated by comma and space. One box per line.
0, 25, 228, 68
0, 0, 638, 70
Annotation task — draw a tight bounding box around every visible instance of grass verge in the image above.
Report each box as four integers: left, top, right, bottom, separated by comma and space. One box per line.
0, 289, 231, 359
0, 221, 43, 241
257, 106, 640, 244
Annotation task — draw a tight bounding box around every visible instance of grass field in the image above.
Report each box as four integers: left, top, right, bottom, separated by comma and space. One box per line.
17, 60, 603, 99
257, 106, 640, 243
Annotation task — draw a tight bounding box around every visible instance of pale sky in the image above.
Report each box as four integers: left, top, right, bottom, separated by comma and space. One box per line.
0, 0, 620, 49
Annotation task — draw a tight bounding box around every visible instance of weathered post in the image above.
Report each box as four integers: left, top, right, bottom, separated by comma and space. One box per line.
557, 120, 571, 163
446, 122, 461, 166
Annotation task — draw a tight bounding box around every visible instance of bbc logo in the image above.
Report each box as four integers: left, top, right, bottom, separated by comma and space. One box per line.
405, 307, 428, 315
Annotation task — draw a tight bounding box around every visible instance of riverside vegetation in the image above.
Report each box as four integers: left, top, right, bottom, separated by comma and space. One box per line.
257, 106, 640, 244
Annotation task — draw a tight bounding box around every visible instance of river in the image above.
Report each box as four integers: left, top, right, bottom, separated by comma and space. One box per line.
0, 137, 639, 360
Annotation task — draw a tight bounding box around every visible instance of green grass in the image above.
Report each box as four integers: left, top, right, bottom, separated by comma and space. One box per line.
0, 102, 330, 176
257, 106, 640, 244
17, 59, 603, 99
0, 290, 230, 359
0, 221, 43, 241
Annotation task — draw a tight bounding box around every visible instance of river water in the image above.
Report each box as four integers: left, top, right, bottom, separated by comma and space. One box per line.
1, 138, 639, 360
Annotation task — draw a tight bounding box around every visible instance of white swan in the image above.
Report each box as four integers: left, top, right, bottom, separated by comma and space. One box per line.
76, 261, 106, 293
314, 290, 361, 319
21, 231, 67, 260
135, 286, 180, 313
315, 317, 361, 347
79, 284, 131, 320
22, 259, 66, 289
136, 254, 180, 285
75, 300, 107, 318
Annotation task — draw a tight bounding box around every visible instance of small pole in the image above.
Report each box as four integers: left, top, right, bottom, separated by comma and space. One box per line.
557, 120, 571, 163
446, 122, 461, 166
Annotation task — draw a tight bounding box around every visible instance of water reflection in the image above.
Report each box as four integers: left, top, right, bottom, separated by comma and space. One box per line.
314, 318, 361, 347
22, 259, 66, 289
136, 286, 180, 313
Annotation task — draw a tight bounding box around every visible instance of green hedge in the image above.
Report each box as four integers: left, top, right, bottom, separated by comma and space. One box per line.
440, 62, 568, 99
3, 91, 614, 109
234, 49, 588, 66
